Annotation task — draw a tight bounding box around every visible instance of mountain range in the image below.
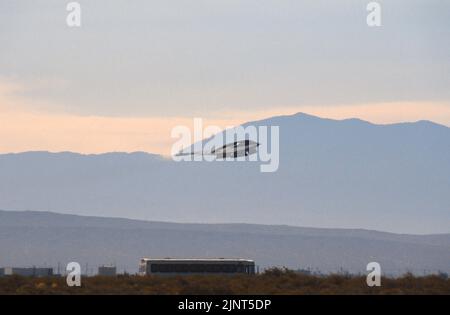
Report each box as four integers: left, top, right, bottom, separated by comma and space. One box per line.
0, 113, 449, 234
1, 210, 449, 275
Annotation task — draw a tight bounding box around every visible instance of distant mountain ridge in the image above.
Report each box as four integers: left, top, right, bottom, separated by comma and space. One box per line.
1, 210, 449, 275
0, 112, 449, 234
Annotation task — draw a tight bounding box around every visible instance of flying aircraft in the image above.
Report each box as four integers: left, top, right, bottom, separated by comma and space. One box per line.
176, 140, 260, 158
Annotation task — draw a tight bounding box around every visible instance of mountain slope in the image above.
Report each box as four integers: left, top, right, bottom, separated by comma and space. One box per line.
1, 210, 449, 275
0, 113, 449, 233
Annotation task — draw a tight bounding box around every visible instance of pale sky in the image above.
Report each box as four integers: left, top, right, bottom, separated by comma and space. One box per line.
1, 0, 449, 155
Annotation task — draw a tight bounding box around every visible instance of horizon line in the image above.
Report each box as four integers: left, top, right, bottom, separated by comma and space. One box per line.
0, 111, 448, 157
1, 208, 449, 237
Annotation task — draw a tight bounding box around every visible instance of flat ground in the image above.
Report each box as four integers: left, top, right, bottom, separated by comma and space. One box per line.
0, 269, 449, 295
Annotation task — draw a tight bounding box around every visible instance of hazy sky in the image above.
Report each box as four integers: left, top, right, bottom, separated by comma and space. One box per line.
1, 0, 449, 154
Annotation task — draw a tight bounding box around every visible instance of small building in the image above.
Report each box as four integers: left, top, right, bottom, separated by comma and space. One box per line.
139, 258, 256, 276
98, 265, 116, 276
2, 267, 53, 277
0, 268, 4, 277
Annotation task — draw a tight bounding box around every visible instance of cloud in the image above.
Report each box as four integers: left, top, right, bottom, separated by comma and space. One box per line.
2, 1, 450, 116
0, 80, 248, 155
1, 80, 449, 155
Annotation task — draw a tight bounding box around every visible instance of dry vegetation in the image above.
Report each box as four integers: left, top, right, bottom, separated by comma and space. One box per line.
0, 268, 449, 295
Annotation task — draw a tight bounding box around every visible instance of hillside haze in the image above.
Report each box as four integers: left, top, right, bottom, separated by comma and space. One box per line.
1, 210, 449, 275
0, 113, 449, 234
